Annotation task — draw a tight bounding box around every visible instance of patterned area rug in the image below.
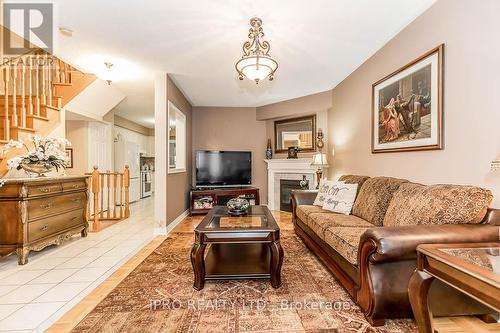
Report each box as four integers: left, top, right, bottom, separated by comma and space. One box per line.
71, 231, 417, 332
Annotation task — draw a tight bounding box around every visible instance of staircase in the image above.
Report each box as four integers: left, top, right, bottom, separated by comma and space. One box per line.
0, 49, 97, 177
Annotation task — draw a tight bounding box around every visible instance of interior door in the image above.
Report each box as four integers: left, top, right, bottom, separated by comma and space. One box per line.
88, 121, 112, 215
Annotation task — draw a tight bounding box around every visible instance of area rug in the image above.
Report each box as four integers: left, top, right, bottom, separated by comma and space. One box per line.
71, 231, 417, 333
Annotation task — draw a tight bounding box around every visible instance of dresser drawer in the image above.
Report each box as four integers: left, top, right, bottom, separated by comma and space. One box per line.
28, 192, 86, 221
62, 180, 87, 192
28, 209, 85, 242
27, 183, 63, 197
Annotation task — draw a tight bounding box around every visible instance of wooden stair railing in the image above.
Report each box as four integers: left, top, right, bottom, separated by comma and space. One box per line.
0, 49, 97, 176
85, 165, 130, 232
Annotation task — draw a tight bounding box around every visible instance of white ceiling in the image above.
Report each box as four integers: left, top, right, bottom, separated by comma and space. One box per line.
53, 0, 436, 128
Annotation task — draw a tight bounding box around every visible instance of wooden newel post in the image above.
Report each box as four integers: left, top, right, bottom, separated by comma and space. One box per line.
124, 165, 130, 218
91, 165, 100, 231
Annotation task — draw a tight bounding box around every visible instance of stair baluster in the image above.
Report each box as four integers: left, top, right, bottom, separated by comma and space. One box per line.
21, 63, 26, 128
4, 67, 10, 141
12, 65, 18, 128
35, 55, 40, 116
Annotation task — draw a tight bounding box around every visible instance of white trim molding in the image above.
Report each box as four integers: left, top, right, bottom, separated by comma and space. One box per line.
264, 158, 318, 211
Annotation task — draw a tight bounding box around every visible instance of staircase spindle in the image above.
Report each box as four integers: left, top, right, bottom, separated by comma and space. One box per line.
3, 67, 10, 140
47, 56, 52, 106
21, 63, 26, 127
41, 54, 46, 106
12, 65, 18, 127
28, 57, 33, 116
91, 166, 100, 232
113, 173, 118, 218
119, 173, 124, 219
124, 165, 130, 218
100, 173, 104, 218
35, 55, 40, 116
106, 173, 111, 219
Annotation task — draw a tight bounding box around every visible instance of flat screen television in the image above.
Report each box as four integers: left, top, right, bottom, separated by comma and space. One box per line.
195, 151, 251, 187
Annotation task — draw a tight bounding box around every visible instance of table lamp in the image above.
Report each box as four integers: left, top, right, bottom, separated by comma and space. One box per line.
311, 152, 328, 188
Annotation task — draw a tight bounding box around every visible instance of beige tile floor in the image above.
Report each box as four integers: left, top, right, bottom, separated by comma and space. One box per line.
0, 196, 156, 333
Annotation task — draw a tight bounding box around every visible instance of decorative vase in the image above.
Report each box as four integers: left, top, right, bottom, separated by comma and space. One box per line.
299, 175, 309, 190
21, 163, 54, 177
227, 198, 250, 216
265, 139, 273, 159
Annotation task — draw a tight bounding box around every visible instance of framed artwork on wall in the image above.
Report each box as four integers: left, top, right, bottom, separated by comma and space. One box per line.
372, 44, 443, 153
65, 147, 73, 168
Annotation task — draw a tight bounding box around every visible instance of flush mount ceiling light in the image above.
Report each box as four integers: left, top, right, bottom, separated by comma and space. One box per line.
235, 17, 278, 84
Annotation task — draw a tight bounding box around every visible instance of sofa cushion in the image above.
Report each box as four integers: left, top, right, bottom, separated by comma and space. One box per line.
313, 180, 342, 206
296, 205, 328, 223
338, 175, 370, 195
323, 226, 370, 266
352, 176, 409, 226
383, 183, 493, 227
306, 212, 373, 239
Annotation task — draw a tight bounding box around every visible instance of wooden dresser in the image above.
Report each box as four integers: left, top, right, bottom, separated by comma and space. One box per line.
0, 176, 88, 264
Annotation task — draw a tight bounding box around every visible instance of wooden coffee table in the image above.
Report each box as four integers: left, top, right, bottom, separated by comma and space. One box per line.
190, 205, 283, 290
409, 243, 500, 333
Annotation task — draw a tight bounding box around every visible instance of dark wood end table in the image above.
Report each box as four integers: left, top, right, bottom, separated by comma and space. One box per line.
409, 242, 500, 333
190, 205, 284, 290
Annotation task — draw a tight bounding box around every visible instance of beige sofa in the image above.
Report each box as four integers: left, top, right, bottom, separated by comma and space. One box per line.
291, 175, 499, 325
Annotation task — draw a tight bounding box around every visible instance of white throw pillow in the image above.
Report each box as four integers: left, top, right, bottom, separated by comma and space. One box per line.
313, 179, 344, 207
322, 183, 358, 215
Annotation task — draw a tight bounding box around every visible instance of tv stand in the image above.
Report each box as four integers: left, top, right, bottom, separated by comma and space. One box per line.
190, 187, 260, 215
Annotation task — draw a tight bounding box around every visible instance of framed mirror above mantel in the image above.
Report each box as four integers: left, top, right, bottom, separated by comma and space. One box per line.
274, 115, 316, 153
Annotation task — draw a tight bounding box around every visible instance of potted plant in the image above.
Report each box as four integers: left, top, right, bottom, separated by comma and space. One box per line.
2, 135, 71, 177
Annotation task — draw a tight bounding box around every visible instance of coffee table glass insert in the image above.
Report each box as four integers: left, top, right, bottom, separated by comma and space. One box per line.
191, 205, 283, 290
440, 247, 499, 273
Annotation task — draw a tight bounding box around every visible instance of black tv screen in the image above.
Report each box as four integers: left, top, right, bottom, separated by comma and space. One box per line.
196, 151, 251, 187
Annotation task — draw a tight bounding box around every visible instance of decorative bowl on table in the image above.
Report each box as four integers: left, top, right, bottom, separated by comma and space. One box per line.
227, 198, 250, 216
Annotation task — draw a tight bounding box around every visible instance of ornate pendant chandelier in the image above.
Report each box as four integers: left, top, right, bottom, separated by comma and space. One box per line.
235, 17, 278, 84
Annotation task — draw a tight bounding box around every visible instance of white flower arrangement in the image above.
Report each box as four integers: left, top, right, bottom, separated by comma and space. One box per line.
2, 135, 72, 172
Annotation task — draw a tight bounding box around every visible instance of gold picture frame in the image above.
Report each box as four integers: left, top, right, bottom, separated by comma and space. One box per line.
372, 44, 444, 153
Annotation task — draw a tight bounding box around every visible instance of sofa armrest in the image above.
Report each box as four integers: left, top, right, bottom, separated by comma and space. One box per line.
359, 224, 500, 263
291, 190, 318, 221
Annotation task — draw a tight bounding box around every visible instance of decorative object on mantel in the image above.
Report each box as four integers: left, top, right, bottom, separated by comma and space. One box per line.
299, 175, 309, 190
311, 128, 329, 188
227, 197, 250, 216
287, 146, 300, 159
235, 17, 278, 84
266, 139, 273, 159
491, 156, 500, 171
372, 44, 443, 153
2, 136, 71, 177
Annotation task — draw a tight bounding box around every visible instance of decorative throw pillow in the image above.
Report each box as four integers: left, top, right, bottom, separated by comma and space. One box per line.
322, 183, 359, 215
313, 179, 343, 206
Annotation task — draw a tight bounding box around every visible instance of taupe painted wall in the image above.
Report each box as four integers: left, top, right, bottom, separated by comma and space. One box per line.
328, 0, 500, 207
192, 107, 268, 203
256, 91, 331, 159
65, 121, 88, 176
166, 76, 193, 224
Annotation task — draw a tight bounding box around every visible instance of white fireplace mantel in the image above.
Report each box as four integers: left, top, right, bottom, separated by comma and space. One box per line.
264, 158, 319, 211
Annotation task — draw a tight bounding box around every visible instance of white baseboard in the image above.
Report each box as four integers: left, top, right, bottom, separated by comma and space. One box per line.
166, 209, 190, 235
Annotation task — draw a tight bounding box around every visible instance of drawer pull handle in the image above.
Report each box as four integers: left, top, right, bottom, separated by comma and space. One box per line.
39, 188, 51, 193
72, 184, 80, 189
71, 217, 79, 221
40, 203, 53, 209
71, 198, 81, 203
40, 225, 48, 231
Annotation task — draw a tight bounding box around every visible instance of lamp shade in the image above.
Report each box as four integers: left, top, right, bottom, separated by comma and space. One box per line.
311, 153, 328, 167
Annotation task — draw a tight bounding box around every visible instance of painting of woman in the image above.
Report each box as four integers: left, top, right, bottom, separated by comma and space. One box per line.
382, 98, 400, 142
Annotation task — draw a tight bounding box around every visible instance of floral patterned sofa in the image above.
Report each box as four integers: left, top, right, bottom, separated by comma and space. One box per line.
291, 175, 500, 326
